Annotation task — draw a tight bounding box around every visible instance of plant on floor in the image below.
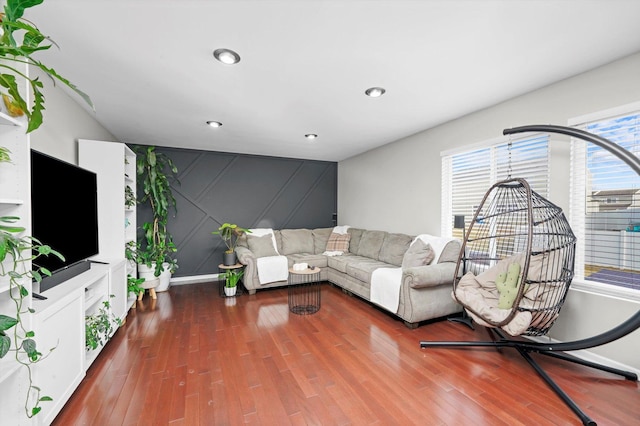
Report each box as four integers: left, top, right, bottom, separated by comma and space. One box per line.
0, 0, 93, 135
85, 295, 121, 352
0, 216, 64, 417
223, 268, 244, 288
135, 146, 180, 277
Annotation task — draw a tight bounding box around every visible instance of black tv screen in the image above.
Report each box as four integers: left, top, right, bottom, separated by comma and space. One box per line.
31, 150, 99, 291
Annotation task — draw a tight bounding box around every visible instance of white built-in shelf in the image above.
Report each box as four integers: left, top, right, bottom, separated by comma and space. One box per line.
0, 198, 24, 205
0, 111, 24, 127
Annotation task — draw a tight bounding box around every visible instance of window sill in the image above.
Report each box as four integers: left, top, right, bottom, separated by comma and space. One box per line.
571, 278, 640, 303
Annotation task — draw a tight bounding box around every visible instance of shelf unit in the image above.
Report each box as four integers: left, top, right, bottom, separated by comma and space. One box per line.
79, 139, 137, 321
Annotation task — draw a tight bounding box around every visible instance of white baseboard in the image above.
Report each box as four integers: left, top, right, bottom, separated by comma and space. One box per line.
527, 335, 640, 379
169, 274, 219, 286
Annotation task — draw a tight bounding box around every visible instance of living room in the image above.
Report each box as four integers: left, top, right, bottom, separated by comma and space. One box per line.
1, 1, 639, 425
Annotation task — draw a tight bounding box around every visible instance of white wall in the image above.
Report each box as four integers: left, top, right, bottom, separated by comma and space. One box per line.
29, 68, 116, 164
338, 52, 640, 372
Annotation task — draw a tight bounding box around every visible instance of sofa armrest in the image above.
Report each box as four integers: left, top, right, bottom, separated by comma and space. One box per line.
403, 262, 457, 289
235, 246, 255, 264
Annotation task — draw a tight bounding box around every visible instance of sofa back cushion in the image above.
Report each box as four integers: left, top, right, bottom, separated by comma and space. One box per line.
312, 227, 333, 254
379, 233, 413, 266
347, 228, 365, 254
355, 230, 386, 260
247, 234, 279, 257
280, 229, 314, 255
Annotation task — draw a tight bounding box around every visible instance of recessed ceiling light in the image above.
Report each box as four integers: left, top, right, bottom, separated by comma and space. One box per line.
213, 48, 241, 65
206, 121, 222, 128
305, 134, 318, 140
365, 87, 386, 97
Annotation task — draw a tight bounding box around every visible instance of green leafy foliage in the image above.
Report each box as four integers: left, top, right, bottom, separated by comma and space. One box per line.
135, 146, 180, 276
0, 0, 93, 134
212, 223, 251, 253
85, 296, 121, 352
0, 215, 63, 417
222, 268, 244, 288
127, 274, 145, 297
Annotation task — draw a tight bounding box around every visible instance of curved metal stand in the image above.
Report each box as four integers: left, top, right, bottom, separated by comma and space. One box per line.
420, 124, 640, 426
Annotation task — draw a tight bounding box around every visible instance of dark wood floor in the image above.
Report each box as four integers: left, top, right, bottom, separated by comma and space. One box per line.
51, 282, 639, 425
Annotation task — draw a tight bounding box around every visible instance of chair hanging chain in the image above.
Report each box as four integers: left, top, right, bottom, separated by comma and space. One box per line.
507, 137, 513, 179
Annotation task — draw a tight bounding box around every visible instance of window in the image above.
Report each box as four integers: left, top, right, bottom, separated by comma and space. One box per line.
570, 103, 640, 293
441, 134, 549, 239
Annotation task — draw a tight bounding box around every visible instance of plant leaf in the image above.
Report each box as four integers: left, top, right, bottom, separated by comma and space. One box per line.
0, 314, 18, 331
0, 334, 11, 358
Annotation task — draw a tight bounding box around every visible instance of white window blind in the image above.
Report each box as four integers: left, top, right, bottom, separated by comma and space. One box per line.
442, 134, 549, 239
570, 107, 640, 292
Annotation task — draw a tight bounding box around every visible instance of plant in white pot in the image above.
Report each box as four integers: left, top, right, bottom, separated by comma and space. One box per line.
135, 146, 179, 292
212, 223, 251, 266
222, 268, 244, 297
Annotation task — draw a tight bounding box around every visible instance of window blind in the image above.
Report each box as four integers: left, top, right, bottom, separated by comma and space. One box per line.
570, 108, 640, 292
442, 134, 549, 238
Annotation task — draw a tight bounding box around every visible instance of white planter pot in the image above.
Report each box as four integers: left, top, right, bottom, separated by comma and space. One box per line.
138, 263, 172, 292
224, 286, 237, 297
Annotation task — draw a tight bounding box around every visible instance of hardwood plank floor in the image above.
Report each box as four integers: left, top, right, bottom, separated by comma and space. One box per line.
52, 282, 639, 425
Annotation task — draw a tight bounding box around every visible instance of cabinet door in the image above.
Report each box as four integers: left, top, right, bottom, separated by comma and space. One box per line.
33, 289, 85, 426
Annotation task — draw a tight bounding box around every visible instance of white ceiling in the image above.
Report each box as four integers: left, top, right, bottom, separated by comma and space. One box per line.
26, 0, 640, 162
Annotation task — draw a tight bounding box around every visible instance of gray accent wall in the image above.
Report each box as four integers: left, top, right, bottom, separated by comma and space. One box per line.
134, 146, 337, 278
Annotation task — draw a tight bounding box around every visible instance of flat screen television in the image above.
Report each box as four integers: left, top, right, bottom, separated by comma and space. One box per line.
31, 149, 99, 292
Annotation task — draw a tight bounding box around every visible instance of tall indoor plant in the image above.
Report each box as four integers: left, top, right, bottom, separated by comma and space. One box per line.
136, 146, 179, 292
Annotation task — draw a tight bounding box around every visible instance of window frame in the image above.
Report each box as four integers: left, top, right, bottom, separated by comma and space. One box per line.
568, 101, 640, 302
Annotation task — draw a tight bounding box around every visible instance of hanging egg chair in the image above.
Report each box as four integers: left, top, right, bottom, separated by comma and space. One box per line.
451, 177, 576, 337
421, 125, 640, 426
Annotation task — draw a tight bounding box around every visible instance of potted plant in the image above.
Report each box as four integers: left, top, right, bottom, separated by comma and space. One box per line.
212, 223, 251, 266
85, 296, 121, 352
135, 146, 179, 292
222, 268, 244, 297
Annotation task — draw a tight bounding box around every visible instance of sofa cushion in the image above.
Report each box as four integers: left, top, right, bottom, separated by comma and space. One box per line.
312, 227, 333, 254
379, 233, 412, 266
325, 232, 351, 252
402, 238, 435, 268
247, 234, 279, 258
328, 253, 368, 273
280, 228, 314, 255
355, 230, 386, 259
347, 228, 364, 254
288, 253, 329, 269
346, 260, 389, 283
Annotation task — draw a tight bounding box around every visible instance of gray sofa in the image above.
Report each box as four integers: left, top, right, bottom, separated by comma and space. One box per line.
235, 227, 462, 328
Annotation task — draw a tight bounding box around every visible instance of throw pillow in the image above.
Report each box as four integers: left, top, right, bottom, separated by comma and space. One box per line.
247, 234, 279, 258
325, 232, 351, 252
402, 239, 435, 268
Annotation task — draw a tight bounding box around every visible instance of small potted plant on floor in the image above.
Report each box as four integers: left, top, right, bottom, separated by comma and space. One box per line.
212, 223, 251, 266
222, 268, 244, 297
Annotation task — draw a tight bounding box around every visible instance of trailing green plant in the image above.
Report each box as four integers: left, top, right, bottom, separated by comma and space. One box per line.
127, 274, 144, 297
0, 215, 64, 417
136, 146, 180, 277
212, 223, 251, 254
222, 268, 243, 288
0, 0, 93, 134
85, 295, 121, 351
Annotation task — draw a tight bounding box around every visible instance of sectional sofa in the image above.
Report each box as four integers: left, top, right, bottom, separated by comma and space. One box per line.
235, 227, 462, 328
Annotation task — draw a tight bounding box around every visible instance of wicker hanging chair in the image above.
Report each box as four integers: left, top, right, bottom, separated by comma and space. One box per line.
421, 125, 640, 426
452, 177, 576, 337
